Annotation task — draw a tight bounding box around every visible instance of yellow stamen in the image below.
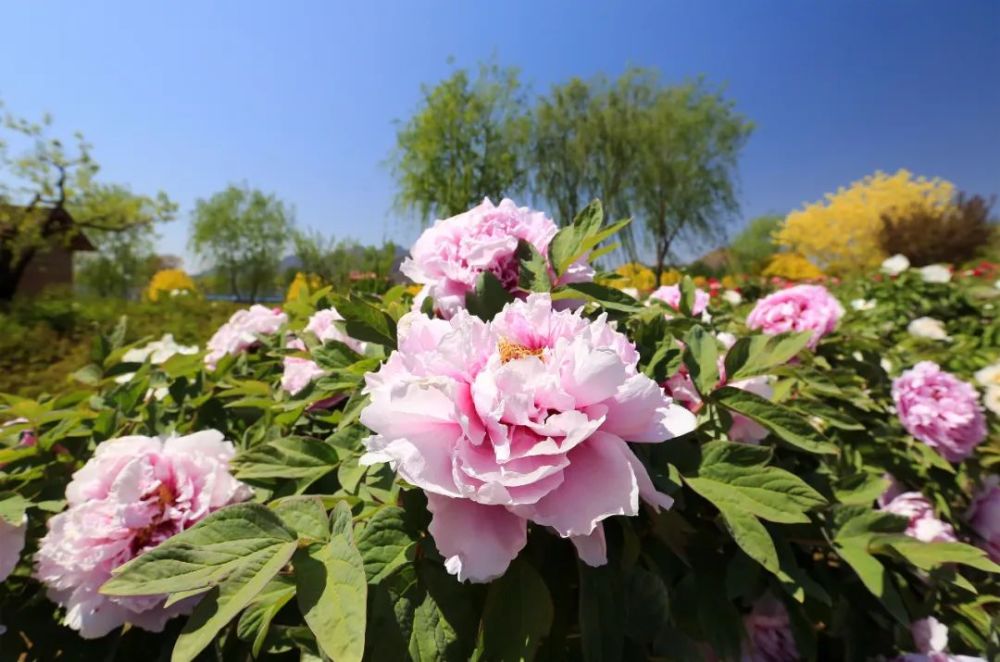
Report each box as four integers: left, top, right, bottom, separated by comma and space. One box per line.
497, 338, 544, 364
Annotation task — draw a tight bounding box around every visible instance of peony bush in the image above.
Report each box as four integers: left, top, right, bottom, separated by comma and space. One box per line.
0, 199, 996, 660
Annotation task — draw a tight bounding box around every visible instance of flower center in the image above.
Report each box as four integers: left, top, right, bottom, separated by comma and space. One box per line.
497, 338, 544, 364
131, 483, 177, 554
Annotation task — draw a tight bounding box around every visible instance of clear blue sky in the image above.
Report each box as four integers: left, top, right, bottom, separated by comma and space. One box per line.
2, 1, 997, 266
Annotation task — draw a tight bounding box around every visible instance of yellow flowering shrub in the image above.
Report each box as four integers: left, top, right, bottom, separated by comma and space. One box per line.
145, 269, 196, 302
762, 253, 824, 280
776, 169, 955, 274
286, 272, 324, 301
611, 263, 657, 291
659, 269, 682, 286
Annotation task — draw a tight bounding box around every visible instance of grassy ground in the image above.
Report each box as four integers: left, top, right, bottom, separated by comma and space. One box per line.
0, 295, 240, 398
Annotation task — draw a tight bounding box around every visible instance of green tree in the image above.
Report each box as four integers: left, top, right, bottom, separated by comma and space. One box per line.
190, 184, 293, 302
391, 62, 529, 224
0, 104, 175, 301
631, 78, 753, 282
290, 229, 399, 294
728, 214, 783, 275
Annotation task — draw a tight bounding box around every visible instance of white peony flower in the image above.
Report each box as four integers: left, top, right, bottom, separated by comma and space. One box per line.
880, 358, 893, 375
976, 364, 1000, 415
722, 289, 742, 305
919, 264, 951, 283
851, 298, 876, 311
984, 387, 1000, 417
621, 287, 640, 300
881, 254, 910, 275
115, 334, 199, 399
907, 317, 950, 341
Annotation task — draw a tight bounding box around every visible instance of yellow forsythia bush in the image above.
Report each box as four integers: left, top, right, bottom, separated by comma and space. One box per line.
762, 253, 824, 280
613, 263, 657, 291
776, 169, 955, 274
146, 269, 196, 302
286, 272, 324, 301
659, 269, 682, 286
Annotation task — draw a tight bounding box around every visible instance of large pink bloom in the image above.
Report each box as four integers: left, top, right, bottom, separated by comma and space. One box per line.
742, 596, 798, 662
35, 431, 251, 638
892, 362, 986, 462
401, 198, 594, 318
746, 284, 844, 349
881, 492, 957, 543
359, 294, 695, 582
0, 514, 26, 583
204, 305, 287, 369
649, 284, 710, 317
967, 476, 1000, 562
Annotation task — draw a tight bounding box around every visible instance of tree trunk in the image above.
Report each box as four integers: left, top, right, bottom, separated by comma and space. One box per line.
0, 248, 34, 303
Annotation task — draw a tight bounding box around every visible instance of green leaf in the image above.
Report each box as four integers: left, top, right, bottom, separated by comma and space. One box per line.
515, 239, 552, 293
876, 538, 1000, 573
578, 560, 625, 662
479, 559, 553, 662
682, 325, 719, 396
408, 562, 481, 662
714, 387, 838, 455
102, 504, 296, 596
0, 492, 30, 525
271, 496, 330, 542
557, 281, 643, 313
687, 442, 827, 524
678, 276, 698, 317
724, 332, 813, 381
833, 538, 908, 625
833, 473, 890, 506
717, 505, 779, 574
236, 576, 296, 657
311, 341, 364, 370
623, 566, 670, 645
355, 506, 417, 584
295, 502, 368, 662
232, 437, 339, 488
172, 538, 297, 662
465, 270, 515, 322
332, 294, 398, 349
548, 200, 603, 276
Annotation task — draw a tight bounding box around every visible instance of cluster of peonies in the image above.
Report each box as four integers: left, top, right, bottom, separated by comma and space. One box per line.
663, 331, 772, 445
974, 362, 1000, 417
892, 362, 986, 462
880, 490, 957, 543
897, 617, 985, 662
115, 334, 199, 399
746, 284, 844, 349
881, 254, 953, 284
400, 198, 593, 318
966, 477, 1000, 563
204, 305, 288, 369
908, 317, 951, 341
281, 307, 367, 395
741, 596, 799, 662
648, 283, 711, 318
359, 294, 696, 582
35, 431, 251, 638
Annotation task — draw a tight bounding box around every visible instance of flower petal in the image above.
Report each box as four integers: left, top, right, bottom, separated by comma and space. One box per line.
426, 493, 527, 583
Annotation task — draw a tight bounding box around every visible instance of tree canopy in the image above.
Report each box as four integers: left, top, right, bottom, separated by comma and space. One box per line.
189, 184, 293, 302
0, 102, 175, 301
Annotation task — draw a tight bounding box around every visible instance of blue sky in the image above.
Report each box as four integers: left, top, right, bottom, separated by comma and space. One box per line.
1, 1, 997, 267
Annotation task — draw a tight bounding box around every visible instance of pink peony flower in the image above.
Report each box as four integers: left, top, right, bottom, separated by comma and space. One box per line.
0, 514, 26, 582
304, 307, 366, 354
649, 284, 710, 317
896, 617, 986, 662
745, 284, 844, 349
967, 476, 1000, 562
892, 362, 986, 462
280, 308, 365, 395
881, 492, 957, 543
359, 294, 695, 582
400, 198, 594, 318
35, 431, 251, 638
204, 305, 287, 370
662, 333, 772, 444
742, 596, 798, 662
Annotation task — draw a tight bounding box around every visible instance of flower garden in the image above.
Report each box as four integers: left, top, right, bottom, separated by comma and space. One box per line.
1, 198, 998, 661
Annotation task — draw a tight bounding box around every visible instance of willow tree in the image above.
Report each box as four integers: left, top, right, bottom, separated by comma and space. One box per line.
631, 79, 753, 282
0, 103, 175, 301
391, 63, 529, 224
